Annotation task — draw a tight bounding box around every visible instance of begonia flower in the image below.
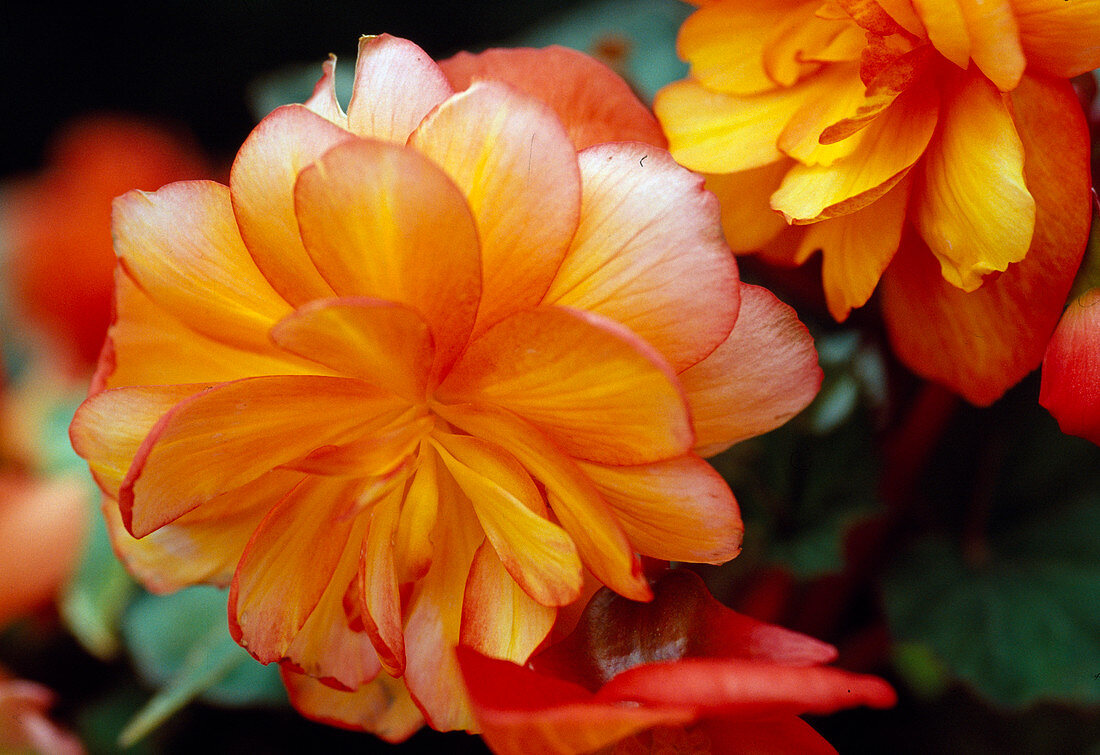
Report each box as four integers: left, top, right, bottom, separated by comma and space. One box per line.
655, 0, 1097, 405
458, 569, 896, 754
1040, 286, 1100, 445
70, 35, 821, 736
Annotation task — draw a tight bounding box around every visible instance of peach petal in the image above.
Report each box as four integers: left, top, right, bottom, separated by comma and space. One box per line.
1013, 0, 1100, 77
360, 490, 406, 676
439, 306, 692, 466
293, 138, 482, 373
440, 46, 666, 150
346, 34, 454, 143
543, 143, 739, 372
576, 455, 743, 565
229, 104, 353, 304
409, 81, 582, 336
680, 283, 822, 454
281, 668, 424, 742
113, 181, 292, 351
304, 55, 348, 127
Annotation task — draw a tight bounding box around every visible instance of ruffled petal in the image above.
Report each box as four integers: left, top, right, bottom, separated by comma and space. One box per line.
912, 68, 1034, 292
1040, 289, 1100, 445
439, 306, 692, 466
293, 138, 482, 373
543, 144, 738, 372
345, 34, 453, 142
359, 489, 406, 676
1013, 0, 1100, 77
229, 104, 353, 304
679, 283, 822, 454
120, 375, 405, 537
439, 46, 666, 150
778, 63, 872, 166
704, 161, 792, 252
575, 455, 742, 564
394, 445, 440, 583
112, 181, 292, 351
409, 81, 582, 335
434, 432, 583, 607
909, 0, 970, 67
281, 668, 424, 742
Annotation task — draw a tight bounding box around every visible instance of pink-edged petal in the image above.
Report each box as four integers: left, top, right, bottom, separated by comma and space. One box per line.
303, 55, 348, 127
912, 68, 1034, 292
345, 34, 454, 143
575, 455, 742, 564
293, 138, 481, 374
436, 402, 651, 603
281, 668, 424, 742
113, 181, 292, 351
120, 375, 405, 537
270, 297, 435, 401
229, 104, 353, 304
439, 46, 666, 150
359, 489, 406, 677
1041, 288, 1100, 445
434, 432, 583, 608
542, 144, 739, 372
439, 306, 692, 466
460, 540, 557, 664
228, 475, 362, 664
704, 161, 793, 253
1013, 0, 1100, 78
679, 283, 822, 454
409, 81, 582, 335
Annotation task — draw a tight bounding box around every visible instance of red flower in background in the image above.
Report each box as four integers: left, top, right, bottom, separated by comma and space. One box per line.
1041, 286, 1100, 445
458, 569, 895, 754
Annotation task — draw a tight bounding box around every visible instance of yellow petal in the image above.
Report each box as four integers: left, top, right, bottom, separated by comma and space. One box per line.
704, 162, 792, 253
958, 0, 1025, 91
777, 63, 871, 166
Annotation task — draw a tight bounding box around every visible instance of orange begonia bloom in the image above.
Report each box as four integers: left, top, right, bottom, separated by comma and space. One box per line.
70, 35, 821, 736
656, 0, 1098, 405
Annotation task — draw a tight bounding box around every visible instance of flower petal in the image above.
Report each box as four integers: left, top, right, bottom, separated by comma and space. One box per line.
293, 138, 482, 373
303, 55, 347, 127
1013, 0, 1100, 77
229, 104, 352, 304
359, 489, 406, 676
777, 63, 871, 166
704, 161, 792, 253
345, 34, 453, 142
700, 717, 838, 755
281, 668, 424, 742
409, 81, 582, 335
909, 0, 970, 68
960, 0, 1026, 91
439, 46, 666, 150
679, 283, 822, 454
543, 144, 739, 372
439, 306, 692, 465
113, 181, 292, 351
1040, 289, 1100, 445
575, 455, 742, 564
434, 432, 583, 608
912, 68, 1034, 292
394, 445, 440, 583
120, 375, 404, 537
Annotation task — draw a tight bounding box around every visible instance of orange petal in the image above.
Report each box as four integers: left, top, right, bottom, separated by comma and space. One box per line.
120, 375, 404, 537
394, 445, 440, 584
1013, 0, 1100, 78
770, 78, 938, 222
281, 668, 424, 742
909, 0, 970, 67
270, 298, 435, 400
112, 181, 292, 352
460, 540, 557, 664
680, 283, 822, 454
409, 81, 582, 335
283, 411, 429, 478
229, 475, 363, 664
704, 162, 792, 253
960, 0, 1025, 91
434, 433, 583, 608
874, 0, 926, 36
777, 63, 873, 166
293, 138, 482, 373
576, 455, 743, 565
345, 34, 453, 143
436, 402, 651, 603
229, 104, 352, 304
359, 490, 406, 676
912, 68, 1034, 292
439, 306, 692, 466
439, 46, 666, 151
880, 75, 1090, 404
762, 5, 847, 87
543, 144, 739, 372
800, 177, 910, 321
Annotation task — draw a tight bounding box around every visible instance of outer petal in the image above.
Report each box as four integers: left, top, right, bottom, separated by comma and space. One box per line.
1040, 289, 1100, 445
409, 81, 582, 335
345, 34, 454, 142
575, 455, 742, 564
704, 161, 792, 253
439, 46, 666, 150
120, 375, 404, 537
113, 181, 292, 351
438, 306, 692, 466
1010, 0, 1100, 78
679, 284, 822, 454
229, 104, 352, 304
912, 68, 1034, 292
303, 55, 347, 127
543, 144, 739, 372
293, 138, 482, 374
880, 75, 1090, 404
281, 668, 424, 742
